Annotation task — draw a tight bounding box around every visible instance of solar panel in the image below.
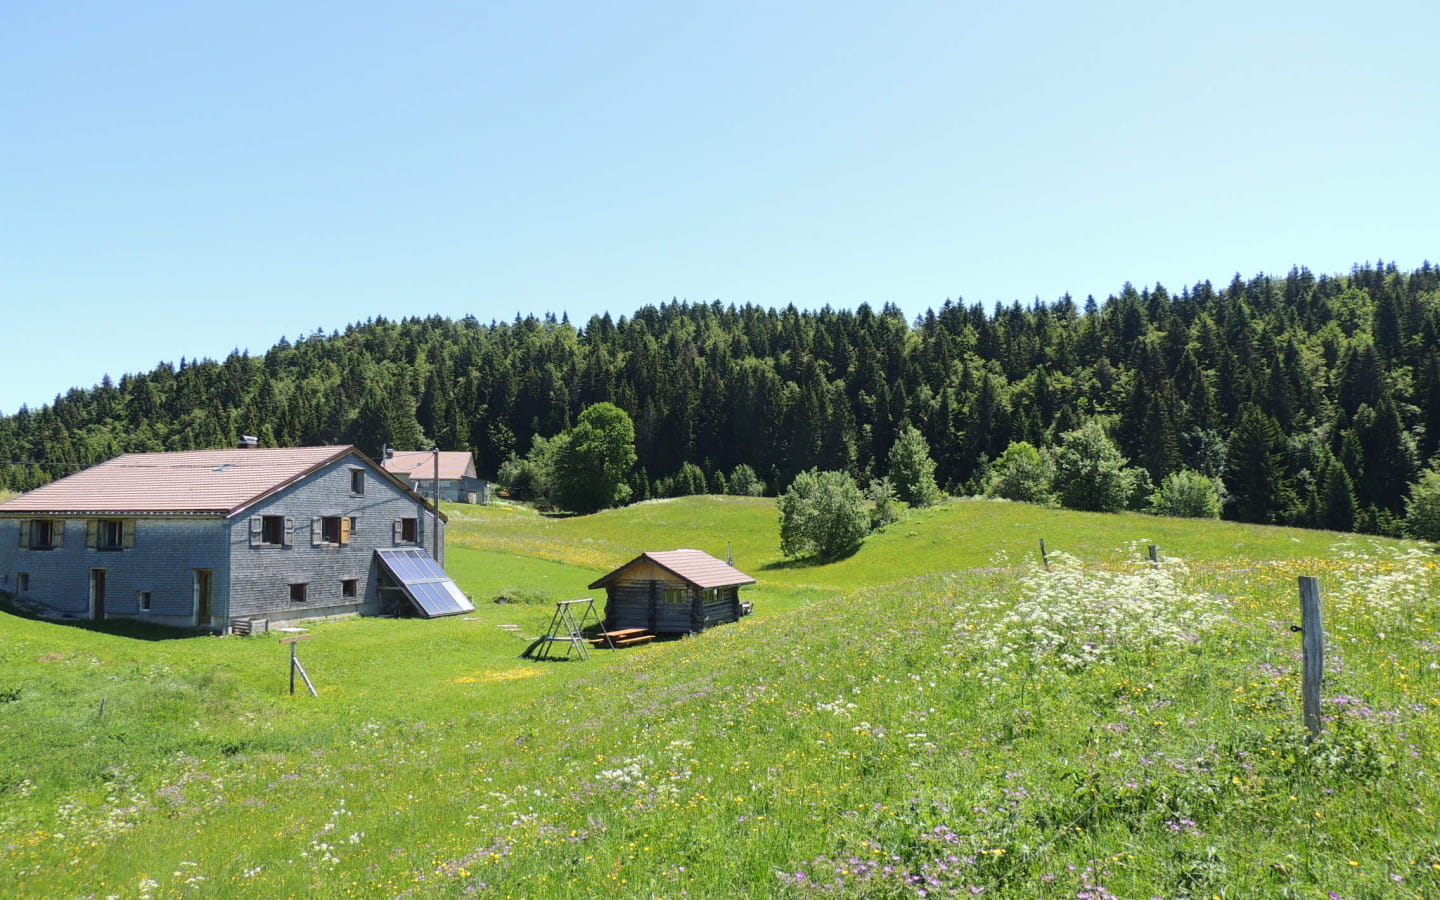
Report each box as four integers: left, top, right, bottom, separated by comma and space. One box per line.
374, 548, 475, 618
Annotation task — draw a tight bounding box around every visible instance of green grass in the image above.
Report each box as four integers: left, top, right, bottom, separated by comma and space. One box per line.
2, 498, 1437, 899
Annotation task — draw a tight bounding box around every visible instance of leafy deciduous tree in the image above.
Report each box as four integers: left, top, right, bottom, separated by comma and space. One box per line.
778, 469, 869, 560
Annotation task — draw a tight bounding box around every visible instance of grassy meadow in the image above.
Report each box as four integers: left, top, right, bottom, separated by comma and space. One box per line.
2, 497, 1439, 899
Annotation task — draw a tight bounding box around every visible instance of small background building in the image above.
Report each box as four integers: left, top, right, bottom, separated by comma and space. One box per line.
382, 450, 489, 504
589, 549, 755, 635
0, 445, 468, 631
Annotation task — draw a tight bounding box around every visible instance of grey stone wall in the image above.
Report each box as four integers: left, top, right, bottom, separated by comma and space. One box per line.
226, 453, 445, 626
0, 516, 229, 626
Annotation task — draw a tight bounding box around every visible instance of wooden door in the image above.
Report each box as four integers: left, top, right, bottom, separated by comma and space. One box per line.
90, 569, 106, 620
195, 569, 213, 625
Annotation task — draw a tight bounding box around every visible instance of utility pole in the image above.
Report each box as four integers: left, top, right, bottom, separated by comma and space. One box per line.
432, 447, 441, 563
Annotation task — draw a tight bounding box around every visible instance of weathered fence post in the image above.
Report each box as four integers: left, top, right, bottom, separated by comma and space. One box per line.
1298, 576, 1324, 740
281, 634, 317, 697
1039, 538, 1049, 568
1148, 544, 1159, 566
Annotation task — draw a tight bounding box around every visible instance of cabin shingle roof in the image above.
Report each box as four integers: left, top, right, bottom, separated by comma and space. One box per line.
589, 549, 756, 591
0, 446, 358, 517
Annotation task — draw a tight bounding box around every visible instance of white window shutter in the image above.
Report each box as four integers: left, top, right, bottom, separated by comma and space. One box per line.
311, 517, 323, 546
249, 516, 263, 548
52, 520, 64, 548
284, 517, 294, 546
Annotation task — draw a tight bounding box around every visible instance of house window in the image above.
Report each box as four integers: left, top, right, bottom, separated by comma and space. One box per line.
289, 583, 308, 603
350, 469, 365, 495
97, 519, 125, 551
137, 591, 152, 611
320, 516, 351, 545
341, 579, 358, 599
261, 516, 285, 546
399, 518, 418, 544
18, 573, 30, 592
26, 520, 57, 550
663, 588, 687, 605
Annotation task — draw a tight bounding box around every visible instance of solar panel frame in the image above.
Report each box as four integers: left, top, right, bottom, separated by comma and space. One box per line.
375, 548, 475, 618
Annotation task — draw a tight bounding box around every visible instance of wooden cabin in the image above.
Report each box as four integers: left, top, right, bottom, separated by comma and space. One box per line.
588, 549, 755, 635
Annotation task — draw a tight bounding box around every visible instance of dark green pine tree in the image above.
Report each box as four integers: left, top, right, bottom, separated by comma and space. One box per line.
1357, 395, 1417, 514
1318, 455, 1357, 532
1225, 405, 1291, 524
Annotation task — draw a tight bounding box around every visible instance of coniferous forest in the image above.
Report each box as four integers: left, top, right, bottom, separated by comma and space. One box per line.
3, 260, 1439, 535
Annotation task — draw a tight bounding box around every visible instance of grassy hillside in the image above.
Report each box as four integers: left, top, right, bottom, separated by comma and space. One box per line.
2, 499, 1437, 899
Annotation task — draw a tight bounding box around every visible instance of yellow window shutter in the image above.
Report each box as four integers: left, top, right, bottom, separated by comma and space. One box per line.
341, 517, 352, 545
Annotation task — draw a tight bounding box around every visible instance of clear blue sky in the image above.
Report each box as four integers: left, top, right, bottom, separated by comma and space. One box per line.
2, 0, 1437, 415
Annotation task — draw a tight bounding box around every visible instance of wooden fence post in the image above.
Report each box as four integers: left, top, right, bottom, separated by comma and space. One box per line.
1039, 538, 1049, 568
281, 634, 317, 697
1298, 576, 1324, 740
1148, 544, 1159, 566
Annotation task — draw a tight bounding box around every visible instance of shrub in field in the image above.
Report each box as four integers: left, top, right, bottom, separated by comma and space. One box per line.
1150, 469, 1225, 518
866, 477, 899, 531
1404, 466, 1440, 541
729, 463, 766, 497
1051, 420, 1139, 513
975, 549, 1226, 675
887, 425, 942, 508
983, 440, 1057, 505
778, 469, 869, 560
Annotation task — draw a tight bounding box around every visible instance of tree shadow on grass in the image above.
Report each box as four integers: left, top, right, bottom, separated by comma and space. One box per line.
758, 547, 861, 571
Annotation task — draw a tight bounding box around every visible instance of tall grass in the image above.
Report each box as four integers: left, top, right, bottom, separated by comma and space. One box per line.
1, 499, 1436, 898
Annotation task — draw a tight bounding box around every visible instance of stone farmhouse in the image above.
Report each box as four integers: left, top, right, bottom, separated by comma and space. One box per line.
0, 445, 470, 631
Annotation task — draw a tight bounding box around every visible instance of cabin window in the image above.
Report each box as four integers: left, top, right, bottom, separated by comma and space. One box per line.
342, 578, 358, 599
350, 469, 365, 495
137, 591, 152, 611
18, 573, 30, 592
97, 519, 126, 551
703, 588, 718, 604
315, 516, 352, 546
398, 518, 418, 544
663, 588, 687, 605
261, 516, 285, 546
25, 520, 59, 551
289, 583, 308, 603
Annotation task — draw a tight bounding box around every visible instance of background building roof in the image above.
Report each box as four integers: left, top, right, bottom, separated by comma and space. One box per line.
382, 450, 477, 482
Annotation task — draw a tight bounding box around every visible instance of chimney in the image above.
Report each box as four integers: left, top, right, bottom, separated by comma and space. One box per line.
238, 435, 259, 449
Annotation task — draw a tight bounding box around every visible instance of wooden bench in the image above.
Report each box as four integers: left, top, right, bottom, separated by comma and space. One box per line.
592, 627, 655, 649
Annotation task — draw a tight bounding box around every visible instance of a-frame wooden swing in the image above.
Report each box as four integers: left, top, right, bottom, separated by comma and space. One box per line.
522, 598, 612, 660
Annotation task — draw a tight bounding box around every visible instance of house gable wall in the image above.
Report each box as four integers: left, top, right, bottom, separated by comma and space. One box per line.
227, 452, 444, 625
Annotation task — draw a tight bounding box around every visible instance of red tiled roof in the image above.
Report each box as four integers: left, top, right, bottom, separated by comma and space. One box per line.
589, 549, 756, 590
0, 446, 357, 517
382, 451, 477, 482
